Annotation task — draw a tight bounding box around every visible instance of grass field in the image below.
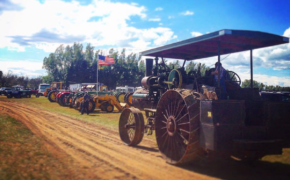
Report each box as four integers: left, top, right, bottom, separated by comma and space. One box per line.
0, 113, 72, 180
3, 96, 121, 130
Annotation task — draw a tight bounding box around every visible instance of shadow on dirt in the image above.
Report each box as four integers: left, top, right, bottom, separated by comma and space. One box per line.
93, 110, 120, 114
179, 157, 290, 180
135, 145, 159, 153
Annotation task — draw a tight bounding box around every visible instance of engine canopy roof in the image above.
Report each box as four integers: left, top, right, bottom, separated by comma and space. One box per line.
140, 29, 289, 60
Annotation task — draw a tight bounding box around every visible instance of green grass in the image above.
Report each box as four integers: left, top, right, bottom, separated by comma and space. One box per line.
2, 96, 121, 130
0, 114, 68, 180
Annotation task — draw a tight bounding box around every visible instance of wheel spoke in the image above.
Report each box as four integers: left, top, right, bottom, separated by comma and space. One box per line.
178, 132, 188, 145
162, 134, 169, 148
179, 128, 190, 134
174, 100, 182, 117
230, 74, 235, 80
162, 112, 168, 120
165, 109, 170, 119
176, 112, 188, 123
177, 122, 190, 126
175, 104, 186, 120
161, 130, 168, 138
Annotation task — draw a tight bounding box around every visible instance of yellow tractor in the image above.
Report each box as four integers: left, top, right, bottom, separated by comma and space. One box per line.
74, 93, 132, 113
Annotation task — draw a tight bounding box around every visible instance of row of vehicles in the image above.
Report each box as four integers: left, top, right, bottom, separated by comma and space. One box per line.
43, 83, 134, 113
0, 85, 38, 98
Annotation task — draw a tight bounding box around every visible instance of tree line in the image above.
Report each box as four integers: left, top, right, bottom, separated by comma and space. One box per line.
41, 43, 211, 89
42, 43, 144, 89
241, 79, 290, 91
0, 70, 42, 89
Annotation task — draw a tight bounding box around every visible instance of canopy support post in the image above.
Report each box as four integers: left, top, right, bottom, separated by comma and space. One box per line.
250, 49, 253, 88
218, 41, 221, 88
182, 60, 186, 68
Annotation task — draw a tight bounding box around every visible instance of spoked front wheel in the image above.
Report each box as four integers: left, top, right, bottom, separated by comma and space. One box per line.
119, 108, 144, 146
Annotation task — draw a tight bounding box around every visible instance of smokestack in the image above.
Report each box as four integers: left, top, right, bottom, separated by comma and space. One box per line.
146, 58, 153, 76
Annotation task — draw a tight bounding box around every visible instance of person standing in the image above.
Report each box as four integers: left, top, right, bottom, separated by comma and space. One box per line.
81, 92, 90, 115
211, 62, 227, 99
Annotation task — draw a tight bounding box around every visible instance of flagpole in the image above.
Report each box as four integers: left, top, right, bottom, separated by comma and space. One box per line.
97, 55, 99, 96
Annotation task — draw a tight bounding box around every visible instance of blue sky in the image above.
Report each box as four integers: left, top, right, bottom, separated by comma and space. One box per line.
0, 0, 290, 85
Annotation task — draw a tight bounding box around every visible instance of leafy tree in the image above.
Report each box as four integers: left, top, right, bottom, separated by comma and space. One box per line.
241, 79, 260, 88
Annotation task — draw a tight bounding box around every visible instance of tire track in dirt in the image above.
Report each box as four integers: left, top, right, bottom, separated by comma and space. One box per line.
0, 100, 216, 180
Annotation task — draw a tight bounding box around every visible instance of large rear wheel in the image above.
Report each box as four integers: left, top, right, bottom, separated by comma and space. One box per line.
105, 104, 114, 113
88, 99, 96, 112
48, 91, 57, 102
115, 92, 126, 103
155, 89, 204, 165
119, 108, 144, 146
74, 97, 80, 109
124, 92, 133, 106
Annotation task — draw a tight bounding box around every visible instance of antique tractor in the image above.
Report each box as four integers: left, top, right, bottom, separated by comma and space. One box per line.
119, 29, 290, 165
46, 82, 66, 102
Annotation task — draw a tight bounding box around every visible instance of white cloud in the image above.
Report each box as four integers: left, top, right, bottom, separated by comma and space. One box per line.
0, 0, 176, 53
149, 18, 161, 22
284, 27, 290, 37
155, 7, 163, 11
159, 23, 163, 26
191, 31, 202, 37
239, 72, 290, 86
181, 10, 194, 16
168, 16, 174, 19
0, 59, 46, 77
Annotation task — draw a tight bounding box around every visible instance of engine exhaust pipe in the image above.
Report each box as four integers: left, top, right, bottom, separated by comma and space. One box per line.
146, 58, 153, 76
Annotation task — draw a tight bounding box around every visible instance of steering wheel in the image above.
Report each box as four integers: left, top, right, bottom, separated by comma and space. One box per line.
225, 71, 241, 86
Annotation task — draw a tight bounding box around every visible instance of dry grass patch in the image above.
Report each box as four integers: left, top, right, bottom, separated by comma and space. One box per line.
0, 114, 74, 180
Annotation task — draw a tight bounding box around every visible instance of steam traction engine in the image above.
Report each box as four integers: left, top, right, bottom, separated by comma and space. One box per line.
119, 29, 290, 164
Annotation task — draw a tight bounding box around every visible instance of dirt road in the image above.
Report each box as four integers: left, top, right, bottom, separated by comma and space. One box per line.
1, 99, 290, 180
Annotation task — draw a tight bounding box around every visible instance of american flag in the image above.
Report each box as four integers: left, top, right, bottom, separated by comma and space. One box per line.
98, 55, 114, 65
98, 55, 109, 65
105, 56, 115, 65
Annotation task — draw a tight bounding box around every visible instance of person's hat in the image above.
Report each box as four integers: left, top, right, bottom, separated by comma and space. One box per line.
215, 62, 222, 66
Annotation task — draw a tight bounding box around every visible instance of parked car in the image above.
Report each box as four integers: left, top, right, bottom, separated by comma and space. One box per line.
6, 87, 32, 98
25, 88, 38, 96
0, 87, 12, 96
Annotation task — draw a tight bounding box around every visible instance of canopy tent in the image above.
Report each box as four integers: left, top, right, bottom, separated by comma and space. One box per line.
140, 29, 289, 60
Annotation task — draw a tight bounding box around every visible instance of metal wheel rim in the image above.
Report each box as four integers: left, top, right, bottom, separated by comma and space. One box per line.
119, 108, 144, 146
155, 89, 201, 164
50, 93, 55, 101
118, 94, 125, 103
107, 105, 113, 112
